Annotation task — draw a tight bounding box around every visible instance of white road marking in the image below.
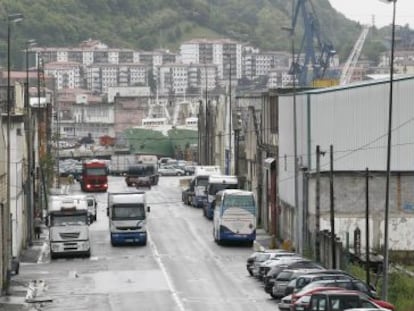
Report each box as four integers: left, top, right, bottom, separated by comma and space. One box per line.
148, 232, 186, 311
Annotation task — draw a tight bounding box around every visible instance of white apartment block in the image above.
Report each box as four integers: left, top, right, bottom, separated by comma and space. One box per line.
267, 68, 295, 88
158, 64, 188, 95
187, 63, 218, 91
85, 63, 149, 94
180, 39, 242, 82
44, 61, 81, 89
57, 91, 114, 139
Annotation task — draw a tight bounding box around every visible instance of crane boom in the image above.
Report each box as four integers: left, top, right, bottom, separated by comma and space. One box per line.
290, 0, 336, 86
339, 26, 370, 85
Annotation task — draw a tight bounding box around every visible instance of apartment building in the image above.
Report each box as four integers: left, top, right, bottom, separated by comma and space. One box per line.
44, 61, 81, 89
180, 39, 242, 82
56, 89, 114, 140
158, 64, 188, 95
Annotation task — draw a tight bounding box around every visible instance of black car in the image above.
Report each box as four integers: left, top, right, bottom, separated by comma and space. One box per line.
263, 261, 324, 297
182, 187, 194, 205
269, 268, 324, 299
183, 165, 196, 175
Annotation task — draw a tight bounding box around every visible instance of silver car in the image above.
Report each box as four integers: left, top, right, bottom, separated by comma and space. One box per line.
158, 166, 185, 176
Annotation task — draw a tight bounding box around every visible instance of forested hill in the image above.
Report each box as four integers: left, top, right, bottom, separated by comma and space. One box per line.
0, 0, 390, 66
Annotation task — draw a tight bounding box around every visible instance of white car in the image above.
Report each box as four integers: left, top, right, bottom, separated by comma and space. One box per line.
158, 166, 185, 176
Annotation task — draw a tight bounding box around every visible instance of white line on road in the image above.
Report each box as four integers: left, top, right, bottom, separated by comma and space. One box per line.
148, 232, 186, 311
37, 241, 48, 264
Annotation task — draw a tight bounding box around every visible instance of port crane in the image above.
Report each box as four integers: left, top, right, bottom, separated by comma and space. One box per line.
290, 0, 336, 86
339, 26, 370, 85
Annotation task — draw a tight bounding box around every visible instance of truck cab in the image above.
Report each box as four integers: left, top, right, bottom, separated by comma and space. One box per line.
107, 192, 150, 246
48, 195, 91, 259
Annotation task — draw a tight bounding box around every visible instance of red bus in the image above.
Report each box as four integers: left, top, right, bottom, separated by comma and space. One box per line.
81, 159, 108, 192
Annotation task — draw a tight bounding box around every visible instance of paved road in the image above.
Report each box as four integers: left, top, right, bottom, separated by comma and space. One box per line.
12, 176, 278, 311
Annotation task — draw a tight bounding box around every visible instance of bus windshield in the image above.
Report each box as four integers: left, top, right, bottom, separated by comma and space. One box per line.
85, 168, 107, 176
223, 195, 255, 213
112, 204, 145, 220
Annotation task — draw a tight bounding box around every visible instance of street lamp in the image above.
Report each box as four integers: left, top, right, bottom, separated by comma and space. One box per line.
25, 39, 36, 245
380, 0, 397, 301
5, 11, 23, 289
224, 53, 232, 175
203, 59, 209, 165
281, 24, 300, 254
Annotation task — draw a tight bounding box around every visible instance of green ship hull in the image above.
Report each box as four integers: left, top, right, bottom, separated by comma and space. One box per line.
168, 128, 198, 160
125, 128, 174, 157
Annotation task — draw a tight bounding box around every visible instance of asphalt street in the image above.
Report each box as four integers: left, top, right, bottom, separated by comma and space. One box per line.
3, 176, 276, 311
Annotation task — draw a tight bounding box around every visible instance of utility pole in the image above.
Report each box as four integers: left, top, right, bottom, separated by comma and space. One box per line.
204, 60, 209, 165
382, 0, 397, 300
315, 145, 321, 262
234, 128, 240, 176
225, 53, 232, 175
365, 167, 370, 286
25, 39, 36, 246
329, 144, 336, 268
55, 77, 60, 188
5, 13, 24, 292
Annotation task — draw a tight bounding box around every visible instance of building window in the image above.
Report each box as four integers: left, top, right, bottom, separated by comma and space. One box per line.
269, 95, 278, 133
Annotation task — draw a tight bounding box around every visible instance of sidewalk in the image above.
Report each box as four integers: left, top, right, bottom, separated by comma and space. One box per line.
253, 227, 275, 251
0, 185, 73, 310
253, 228, 291, 251
0, 225, 49, 311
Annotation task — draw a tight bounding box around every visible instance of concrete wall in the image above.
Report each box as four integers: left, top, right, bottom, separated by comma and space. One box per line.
307, 173, 414, 251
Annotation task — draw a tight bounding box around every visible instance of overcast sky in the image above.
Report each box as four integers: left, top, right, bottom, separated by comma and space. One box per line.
329, 0, 414, 28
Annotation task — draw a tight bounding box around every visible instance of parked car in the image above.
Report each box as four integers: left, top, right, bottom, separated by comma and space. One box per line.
246, 249, 291, 276
263, 260, 324, 295
295, 278, 377, 299
183, 165, 196, 175
258, 256, 304, 280
158, 166, 185, 176
269, 268, 324, 299
306, 290, 393, 311
285, 270, 356, 296
182, 187, 194, 205
251, 251, 298, 278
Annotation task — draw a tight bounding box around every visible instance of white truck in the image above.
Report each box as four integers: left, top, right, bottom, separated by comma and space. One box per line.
107, 192, 150, 246
191, 166, 222, 207
48, 195, 91, 259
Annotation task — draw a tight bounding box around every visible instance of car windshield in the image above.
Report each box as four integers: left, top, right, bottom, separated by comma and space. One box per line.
112, 204, 145, 220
